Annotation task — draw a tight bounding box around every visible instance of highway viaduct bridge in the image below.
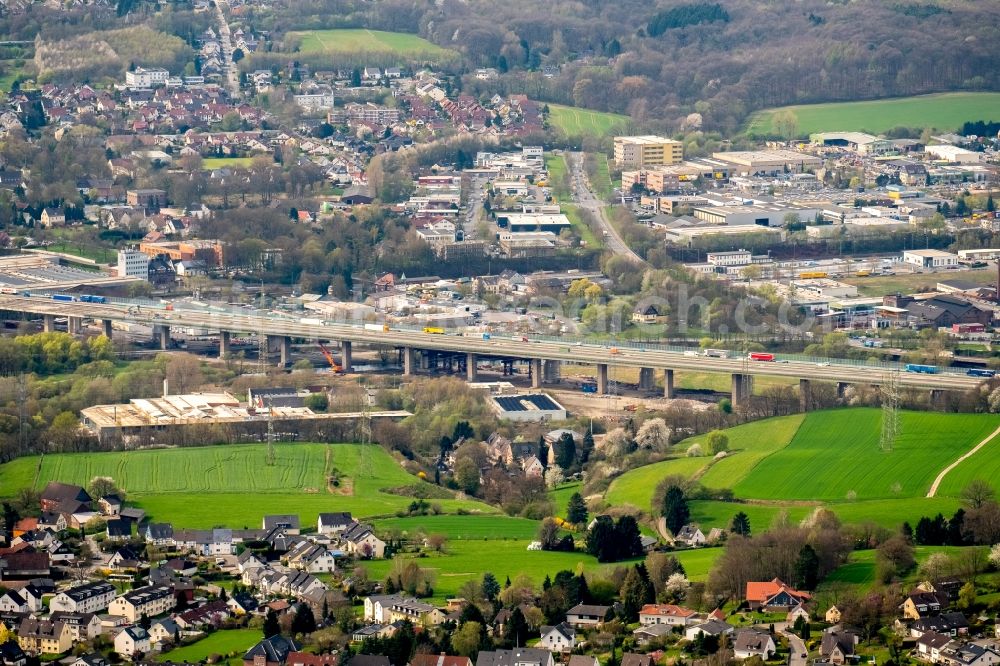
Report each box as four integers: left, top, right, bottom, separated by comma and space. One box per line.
0, 295, 985, 409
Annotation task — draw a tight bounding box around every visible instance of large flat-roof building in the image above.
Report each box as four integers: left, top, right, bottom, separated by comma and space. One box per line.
810, 132, 892, 155
692, 204, 821, 227
614, 136, 683, 168
712, 150, 822, 176
903, 249, 959, 268
489, 393, 567, 422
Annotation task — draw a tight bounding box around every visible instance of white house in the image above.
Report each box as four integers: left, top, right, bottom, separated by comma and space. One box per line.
0, 590, 27, 613
733, 629, 776, 659
539, 623, 576, 652
49, 581, 117, 614
114, 626, 151, 657
639, 604, 699, 626
108, 585, 174, 622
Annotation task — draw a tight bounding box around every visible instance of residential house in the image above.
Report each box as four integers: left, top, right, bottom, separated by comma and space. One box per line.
145, 523, 175, 546
911, 613, 970, 638
108, 585, 174, 622
941, 643, 1000, 666
242, 635, 301, 666
917, 632, 954, 662
39, 482, 91, 515
383, 598, 446, 627
787, 604, 810, 624
538, 622, 576, 652
283, 542, 336, 574
37, 513, 66, 532
341, 522, 386, 558
40, 208, 65, 228
107, 547, 142, 572
903, 591, 949, 620
287, 653, 339, 666
639, 604, 699, 626
0, 551, 50, 580
685, 620, 735, 641
106, 518, 132, 541
674, 525, 707, 546
20, 582, 50, 612
410, 655, 473, 666
745, 578, 811, 610
114, 626, 150, 657
228, 593, 260, 616
567, 657, 598, 666
98, 495, 122, 516
149, 617, 180, 645
633, 624, 674, 645
820, 629, 858, 665
475, 649, 555, 666
317, 512, 353, 535
632, 304, 668, 325
733, 629, 776, 660
365, 595, 407, 623
0, 641, 26, 666
176, 600, 229, 630
826, 606, 842, 623
16, 618, 72, 655
67, 654, 106, 666
262, 515, 300, 534
621, 655, 654, 666
0, 592, 26, 614
48, 612, 101, 640
565, 604, 610, 628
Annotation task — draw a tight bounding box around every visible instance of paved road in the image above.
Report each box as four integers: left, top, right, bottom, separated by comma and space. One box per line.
0, 295, 985, 392
778, 624, 808, 666
567, 151, 647, 265
214, 0, 240, 97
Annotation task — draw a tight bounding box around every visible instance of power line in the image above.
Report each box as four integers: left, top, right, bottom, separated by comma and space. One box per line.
879, 367, 901, 452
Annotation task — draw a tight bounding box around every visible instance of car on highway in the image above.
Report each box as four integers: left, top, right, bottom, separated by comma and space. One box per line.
817, 362, 830, 367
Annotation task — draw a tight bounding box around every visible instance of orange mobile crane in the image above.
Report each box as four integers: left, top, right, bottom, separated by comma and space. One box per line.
317, 342, 343, 373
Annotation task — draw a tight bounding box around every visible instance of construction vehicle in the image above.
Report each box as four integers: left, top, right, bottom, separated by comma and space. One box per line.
317, 342, 343, 373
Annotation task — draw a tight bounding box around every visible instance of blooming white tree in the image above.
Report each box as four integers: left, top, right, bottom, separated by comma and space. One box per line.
635, 418, 670, 452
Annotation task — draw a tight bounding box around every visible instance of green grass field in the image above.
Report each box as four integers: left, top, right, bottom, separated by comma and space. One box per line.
734, 410, 1000, 501
589, 154, 614, 200
606, 457, 709, 511
548, 482, 583, 517
844, 269, 995, 297
548, 104, 629, 138
290, 29, 454, 60
202, 157, 256, 169
544, 155, 570, 202
376, 515, 541, 540
693, 415, 805, 489
0, 443, 492, 528
157, 629, 259, 664
564, 205, 602, 248
746, 92, 1000, 137
361, 536, 722, 602
934, 422, 1000, 497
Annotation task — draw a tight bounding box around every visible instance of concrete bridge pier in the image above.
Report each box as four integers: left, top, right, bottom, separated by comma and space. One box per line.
466, 353, 477, 382
402, 347, 415, 376
597, 363, 609, 395
731, 373, 751, 408
154, 325, 170, 350
267, 335, 291, 366
639, 367, 656, 391
530, 358, 542, 389
219, 331, 231, 358
43, 314, 55, 333
543, 360, 561, 383
101, 319, 113, 339
341, 341, 352, 373
799, 378, 812, 412
664, 369, 675, 399
836, 382, 849, 400
930, 388, 945, 408
68, 317, 82, 334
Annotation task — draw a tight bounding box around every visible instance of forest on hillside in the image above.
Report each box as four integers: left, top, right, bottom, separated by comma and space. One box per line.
250, 0, 1000, 133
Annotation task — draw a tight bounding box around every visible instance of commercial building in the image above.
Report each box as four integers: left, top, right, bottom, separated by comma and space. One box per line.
810, 132, 892, 155
692, 204, 821, 227
712, 150, 822, 176
489, 393, 567, 422
925, 145, 982, 164
903, 249, 959, 269
498, 232, 558, 258
707, 250, 753, 267
664, 224, 784, 247
496, 213, 571, 233
125, 67, 170, 88
293, 91, 335, 111
137, 240, 225, 266
614, 136, 683, 168
117, 249, 150, 280
126, 188, 167, 212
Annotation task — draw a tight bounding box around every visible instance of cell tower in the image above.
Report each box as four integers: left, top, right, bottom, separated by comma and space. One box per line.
266, 397, 276, 466
879, 367, 901, 452
357, 386, 374, 478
